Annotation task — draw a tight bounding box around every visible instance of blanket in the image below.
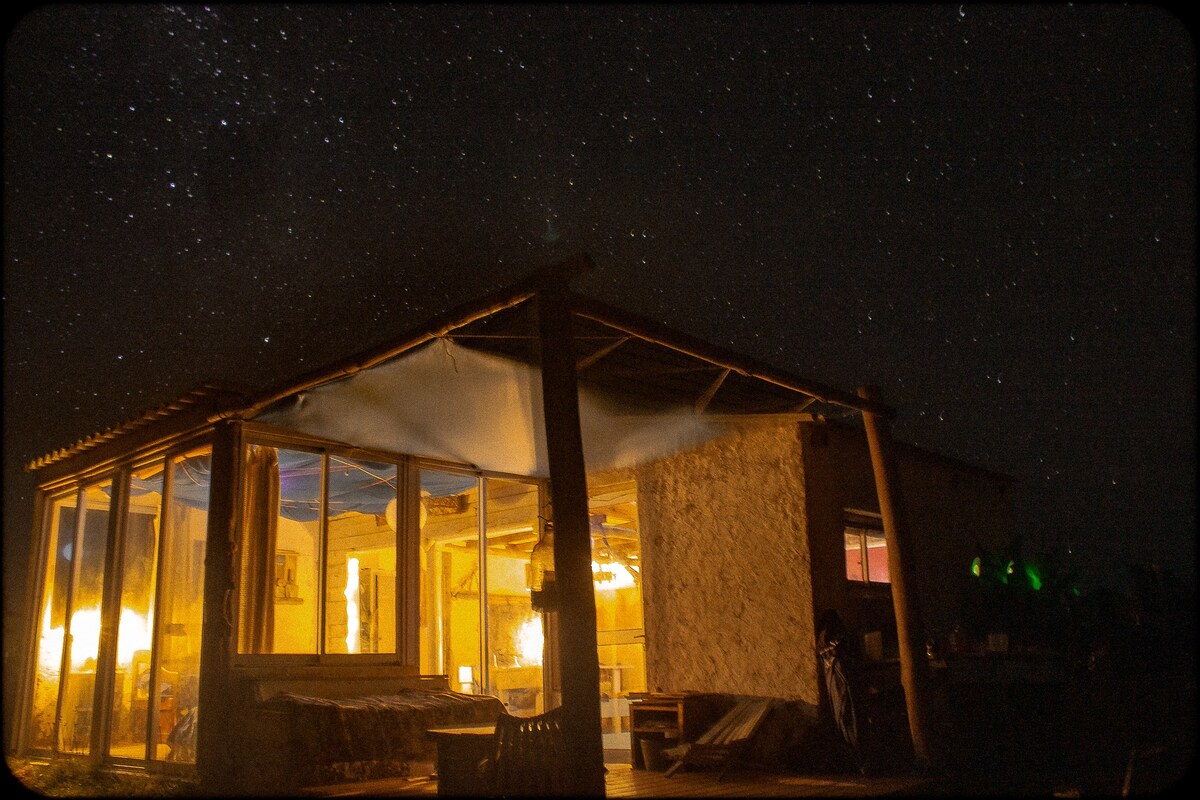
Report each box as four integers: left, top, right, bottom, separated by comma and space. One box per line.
260, 688, 504, 779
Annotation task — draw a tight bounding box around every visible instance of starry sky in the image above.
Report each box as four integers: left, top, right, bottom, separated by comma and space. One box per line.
3, 3, 1195, 644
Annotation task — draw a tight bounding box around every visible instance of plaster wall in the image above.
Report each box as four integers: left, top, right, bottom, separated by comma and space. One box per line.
634, 416, 819, 705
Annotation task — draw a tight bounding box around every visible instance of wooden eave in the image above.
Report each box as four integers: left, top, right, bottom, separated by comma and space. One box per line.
25, 383, 252, 483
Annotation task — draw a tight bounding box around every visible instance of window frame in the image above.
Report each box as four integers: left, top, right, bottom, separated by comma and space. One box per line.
231, 424, 551, 668
22, 433, 215, 764
842, 508, 891, 588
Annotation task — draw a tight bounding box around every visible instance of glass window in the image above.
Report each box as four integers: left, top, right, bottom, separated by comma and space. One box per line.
844, 516, 890, 585
865, 530, 890, 584
483, 478, 543, 715
56, 479, 114, 754
324, 456, 398, 654
588, 477, 646, 743
28, 491, 79, 751
844, 530, 865, 582
150, 446, 211, 762
418, 468, 480, 686
107, 461, 164, 759
238, 445, 321, 654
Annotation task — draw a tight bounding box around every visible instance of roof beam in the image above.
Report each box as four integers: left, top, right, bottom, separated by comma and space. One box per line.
694, 368, 731, 415
569, 293, 895, 418
576, 335, 631, 371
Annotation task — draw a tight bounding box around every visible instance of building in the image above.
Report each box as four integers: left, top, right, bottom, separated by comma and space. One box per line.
9, 258, 1012, 791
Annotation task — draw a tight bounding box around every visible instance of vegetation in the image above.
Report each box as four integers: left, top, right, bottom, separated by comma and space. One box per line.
6, 757, 199, 797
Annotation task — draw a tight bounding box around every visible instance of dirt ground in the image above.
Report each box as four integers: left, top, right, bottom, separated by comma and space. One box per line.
899, 666, 1196, 795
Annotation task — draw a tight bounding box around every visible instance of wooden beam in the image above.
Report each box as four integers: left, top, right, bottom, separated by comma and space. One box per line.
197, 421, 242, 793
694, 368, 731, 415
576, 335, 632, 371
571, 293, 895, 418
536, 285, 605, 796
857, 385, 938, 770
10, 487, 51, 755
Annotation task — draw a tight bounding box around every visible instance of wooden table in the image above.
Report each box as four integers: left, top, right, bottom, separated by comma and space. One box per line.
426, 723, 495, 797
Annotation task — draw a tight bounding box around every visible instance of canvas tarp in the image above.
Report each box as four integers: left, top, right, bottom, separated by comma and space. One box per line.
253, 339, 727, 479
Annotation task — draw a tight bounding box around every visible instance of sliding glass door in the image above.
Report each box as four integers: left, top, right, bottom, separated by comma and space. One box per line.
418, 468, 545, 715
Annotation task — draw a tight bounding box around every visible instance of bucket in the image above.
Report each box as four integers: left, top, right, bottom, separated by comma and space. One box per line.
640, 737, 667, 771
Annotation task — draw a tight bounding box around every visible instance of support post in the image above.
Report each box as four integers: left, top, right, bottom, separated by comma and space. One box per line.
197, 421, 241, 793
857, 385, 938, 770
536, 284, 605, 796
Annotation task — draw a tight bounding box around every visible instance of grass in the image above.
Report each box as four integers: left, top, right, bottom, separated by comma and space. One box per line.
6, 756, 200, 797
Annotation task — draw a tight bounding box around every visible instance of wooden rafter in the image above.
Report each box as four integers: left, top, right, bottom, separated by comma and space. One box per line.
576, 335, 631, 371
694, 368, 731, 415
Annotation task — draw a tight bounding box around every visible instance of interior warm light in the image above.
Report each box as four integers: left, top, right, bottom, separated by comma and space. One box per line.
458, 665, 475, 693
39, 606, 153, 671
37, 604, 63, 671
385, 496, 429, 531
345, 557, 360, 654
592, 560, 635, 591
516, 615, 544, 666
116, 608, 153, 666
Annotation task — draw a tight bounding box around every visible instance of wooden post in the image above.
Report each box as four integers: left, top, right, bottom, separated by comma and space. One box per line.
857, 385, 937, 770
536, 284, 605, 796
10, 488, 51, 756
91, 469, 131, 765
197, 421, 241, 793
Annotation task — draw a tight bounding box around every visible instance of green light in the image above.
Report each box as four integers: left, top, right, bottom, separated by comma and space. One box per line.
971, 557, 981, 577
1006, 560, 1015, 575
1024, 565, 1042, 590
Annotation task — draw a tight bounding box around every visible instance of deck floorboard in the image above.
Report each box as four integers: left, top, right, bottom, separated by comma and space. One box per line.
304, 763, 931, 798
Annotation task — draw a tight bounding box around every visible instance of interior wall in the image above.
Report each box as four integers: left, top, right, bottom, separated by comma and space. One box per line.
634, 416, 819, 705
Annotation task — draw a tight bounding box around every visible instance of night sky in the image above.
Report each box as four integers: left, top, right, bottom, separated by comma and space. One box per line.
3, 3, 1195, 653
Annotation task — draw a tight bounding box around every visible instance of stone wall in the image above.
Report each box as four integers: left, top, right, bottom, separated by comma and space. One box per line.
634, 416, 819, 705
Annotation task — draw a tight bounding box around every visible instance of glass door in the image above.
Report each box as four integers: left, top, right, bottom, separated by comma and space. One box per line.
418, 468, 482, 691
588, 476, 646, 753
483, 477, 544, 715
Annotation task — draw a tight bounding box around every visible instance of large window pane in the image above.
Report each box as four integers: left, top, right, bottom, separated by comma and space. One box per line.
28, 491, 79, 751
108, 461, 164, 759
238, 445, 320, 654
866, 530, 890, 584
56, 480, 114, 754
152, 446, 211, 762
844, 531, 865, 582
483, 478, 543, 715
588, 476, 645, 745
418, 469, 480, 688
324, 457, 398, 654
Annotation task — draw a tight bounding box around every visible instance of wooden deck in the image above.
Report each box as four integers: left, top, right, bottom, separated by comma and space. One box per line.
305, 763, 932, 798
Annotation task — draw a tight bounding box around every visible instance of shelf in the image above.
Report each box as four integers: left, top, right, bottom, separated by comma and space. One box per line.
628, 695, 716, 769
